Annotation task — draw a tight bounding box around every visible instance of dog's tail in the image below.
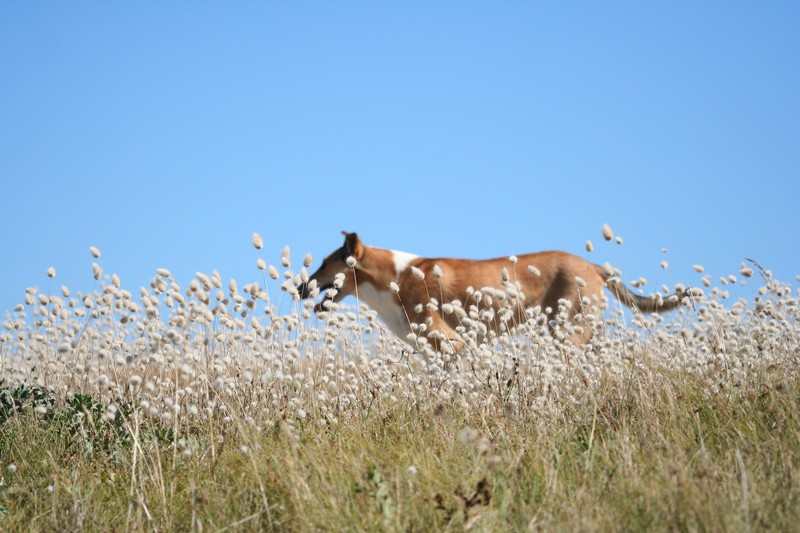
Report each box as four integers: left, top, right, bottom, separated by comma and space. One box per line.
594, 264, 684, 313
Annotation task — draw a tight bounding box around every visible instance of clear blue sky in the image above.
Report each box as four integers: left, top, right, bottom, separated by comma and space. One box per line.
1, 2, 798, 313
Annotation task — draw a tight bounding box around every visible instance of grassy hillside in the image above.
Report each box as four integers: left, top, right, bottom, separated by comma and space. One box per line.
1, 251, 798, 531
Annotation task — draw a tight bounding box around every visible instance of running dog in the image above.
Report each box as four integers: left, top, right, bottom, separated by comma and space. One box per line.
298, 232, 683, 352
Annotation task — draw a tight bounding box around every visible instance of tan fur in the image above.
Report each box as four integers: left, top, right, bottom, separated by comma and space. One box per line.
299, 232, 683, 352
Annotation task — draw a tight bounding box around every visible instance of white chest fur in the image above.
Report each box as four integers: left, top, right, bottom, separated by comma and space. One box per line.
355, 282, 410, 337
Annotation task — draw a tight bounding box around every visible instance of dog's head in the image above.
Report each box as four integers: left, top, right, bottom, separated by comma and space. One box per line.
298, 231, 364, 310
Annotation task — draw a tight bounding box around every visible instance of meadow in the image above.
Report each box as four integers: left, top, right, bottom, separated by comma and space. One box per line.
1, 238, 798, 532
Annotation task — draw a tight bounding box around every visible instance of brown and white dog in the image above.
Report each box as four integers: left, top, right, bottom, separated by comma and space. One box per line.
298, 232, 682, 352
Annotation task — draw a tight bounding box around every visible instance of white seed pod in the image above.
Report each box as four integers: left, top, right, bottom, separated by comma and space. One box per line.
257, 258, 266, 270
501, 268, 509, 284
615, 236, 623, 245
333, 272, 345, 288
61, 285, 70, 297
585, 240, 594, 252
346, 256, 357, 268
303, 253, 313, 268
195, 272, 212, 290
575, 276, 587, 288
268, 265, 279, 280
414, 303, 424, 314
411, 266, 425, 280
432, 264, 443, 278
693, 265, 705, 273
660, 261, 669, 270
89, 246, 101, 258
92, 263, 102, 280
688, 287, 705, 298
601, 223, 614, 241
389, 281, 400, 293
252, 233, 264, 250
528, 265, 541, 277
509, 255, 518, 264
47, 267, 56, 278
156, 268, 171, 278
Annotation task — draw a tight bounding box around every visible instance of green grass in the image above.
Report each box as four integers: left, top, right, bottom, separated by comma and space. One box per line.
2, 364, 798, 532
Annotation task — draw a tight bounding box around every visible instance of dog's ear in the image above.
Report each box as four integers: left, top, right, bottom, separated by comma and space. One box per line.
341, 231, 364, 260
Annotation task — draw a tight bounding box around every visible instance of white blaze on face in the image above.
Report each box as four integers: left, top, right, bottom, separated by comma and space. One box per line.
391, 250, 419, 279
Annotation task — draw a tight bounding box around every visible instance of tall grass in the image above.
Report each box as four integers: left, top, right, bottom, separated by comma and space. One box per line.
0, 241, 798, 531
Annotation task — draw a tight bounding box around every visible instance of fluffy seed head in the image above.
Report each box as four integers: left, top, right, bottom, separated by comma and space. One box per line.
411, 266, 425, 280
257, 258, 266, 270
601, 223, 614, 241
92, 263, 102, 280
389, 281, 400, 293
509, 255, 518, 265
433, 264, 443, 278
615, 236, 623, 245
585, 240, 594, 252
693, 265, 705, 273
47, 267, 56, 278
528, 265, 541, 277
303, 253, 313, 268
346, 256, 357, 268
252, 233, 263, 250
89, 246, 101, 258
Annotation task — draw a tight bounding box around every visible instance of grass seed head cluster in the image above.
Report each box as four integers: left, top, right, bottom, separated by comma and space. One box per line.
1, 238, 798, 429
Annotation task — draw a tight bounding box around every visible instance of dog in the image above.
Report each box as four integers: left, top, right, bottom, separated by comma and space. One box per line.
298, 232, 682, 352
